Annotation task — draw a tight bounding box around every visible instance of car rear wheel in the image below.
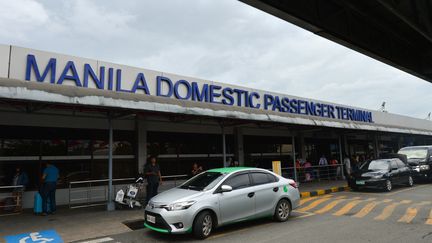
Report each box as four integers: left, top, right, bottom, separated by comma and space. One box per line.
193, 211, 213, 239
274, 199, 291, 222
407, 176, 414, 187
384, 180, 392, 192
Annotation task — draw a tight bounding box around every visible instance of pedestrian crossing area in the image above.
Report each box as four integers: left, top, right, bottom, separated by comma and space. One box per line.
295, 194, 432, 225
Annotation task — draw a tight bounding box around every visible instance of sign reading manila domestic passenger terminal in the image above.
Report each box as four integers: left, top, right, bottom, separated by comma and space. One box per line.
20, 52, 372, 123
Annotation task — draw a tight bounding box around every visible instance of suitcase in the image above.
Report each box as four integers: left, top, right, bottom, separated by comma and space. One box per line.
34, 192, 51, 214
34, 192, 43, 214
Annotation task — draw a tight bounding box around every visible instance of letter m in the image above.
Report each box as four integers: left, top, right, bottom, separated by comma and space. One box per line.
25, 54, 56, 83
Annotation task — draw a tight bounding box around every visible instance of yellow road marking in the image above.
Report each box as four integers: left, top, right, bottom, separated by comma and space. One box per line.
352, 199, 393, 218
397, 201, 431, 223
374, 200, 411, 221
333, 198, 374, 216
314, 199, 346, 214
313, 196, 360, 214
397, 207, 418, 223
299, 194, 332, 206
426, 209, 432, 225
297, 196, 339, 212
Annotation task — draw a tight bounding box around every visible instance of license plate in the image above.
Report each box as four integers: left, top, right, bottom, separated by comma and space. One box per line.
147, 214, 156, 224
356, 180, 365, 185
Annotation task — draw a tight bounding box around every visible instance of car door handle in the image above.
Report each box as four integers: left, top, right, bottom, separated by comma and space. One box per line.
273, 187, 279, 192
247, 192, 255, 198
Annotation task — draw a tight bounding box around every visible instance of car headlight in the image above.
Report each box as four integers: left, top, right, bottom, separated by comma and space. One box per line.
371, 175, 383, 179
163, 201, 196, 211
420, 165, 430, 171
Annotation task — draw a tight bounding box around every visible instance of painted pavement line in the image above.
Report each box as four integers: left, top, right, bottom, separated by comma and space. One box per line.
397, 201, 432, 223
374, 200, 412, 221
426, 209, 432, 225
78, 237, 114, 243
312, 196, 361, 214
299, 194, 332, 206
333, 198, 375, 216
297, 196, 340, 212
352, 199, 393, 218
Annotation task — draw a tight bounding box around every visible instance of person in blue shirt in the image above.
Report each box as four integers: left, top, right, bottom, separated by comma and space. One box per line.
41, 162, 59, 216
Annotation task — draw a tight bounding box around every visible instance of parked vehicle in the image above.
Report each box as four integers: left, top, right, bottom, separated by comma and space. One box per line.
144, 167, 300, 239
115, 176, 144, 209
351, 158, 413, 192
398, 146, 432, 181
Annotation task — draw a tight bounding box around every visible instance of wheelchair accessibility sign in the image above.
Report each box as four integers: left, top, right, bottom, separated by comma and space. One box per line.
4, 230, 63, 243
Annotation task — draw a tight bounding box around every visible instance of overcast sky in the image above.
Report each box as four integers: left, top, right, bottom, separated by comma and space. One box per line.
1, 0, 432, 119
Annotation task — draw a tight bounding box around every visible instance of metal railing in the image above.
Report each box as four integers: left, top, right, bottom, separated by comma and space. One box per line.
0, 185, 24, 216
281, 164, 345, 182
68, 174, 189, 209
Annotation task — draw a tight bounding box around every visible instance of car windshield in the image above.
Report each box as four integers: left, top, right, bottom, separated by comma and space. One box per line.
179, 172, 226, 191
362, 160, 390, 171
398, 148, 428, 160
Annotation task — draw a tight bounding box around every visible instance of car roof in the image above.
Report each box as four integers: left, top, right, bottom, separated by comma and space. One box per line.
207, 167, 256, 174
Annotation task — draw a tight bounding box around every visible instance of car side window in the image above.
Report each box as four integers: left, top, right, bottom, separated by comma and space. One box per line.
251, 172, 273, 185
395, 159, 406, 168
390, 161, 398, 169
223, 173, 251, 190
267, 173, 278, 183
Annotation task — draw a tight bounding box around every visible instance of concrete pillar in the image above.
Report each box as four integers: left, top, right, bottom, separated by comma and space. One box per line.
396, 136, 402, 150
374, 134, 380, 158
136, 116, 147, 174
298, 134, 305, 159
234, 127, 244, 166
107, 116, 114, 211
343, 135, 349, 156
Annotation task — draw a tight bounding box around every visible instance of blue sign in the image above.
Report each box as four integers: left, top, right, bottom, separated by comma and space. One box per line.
25, 54, 373, 123
4, 230, 63, 243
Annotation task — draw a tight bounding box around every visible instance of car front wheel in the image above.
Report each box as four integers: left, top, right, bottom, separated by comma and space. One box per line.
274, 199, 291, 222
193, 211, 213, 239
407, 176, 414, 187
384, 180, 392, 192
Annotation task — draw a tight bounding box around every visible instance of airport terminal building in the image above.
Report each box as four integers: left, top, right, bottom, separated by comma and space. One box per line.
1, 45, 432, 208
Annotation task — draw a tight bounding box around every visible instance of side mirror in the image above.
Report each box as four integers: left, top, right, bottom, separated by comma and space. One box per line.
391, 167, 398, 171
220, 185, 233, 193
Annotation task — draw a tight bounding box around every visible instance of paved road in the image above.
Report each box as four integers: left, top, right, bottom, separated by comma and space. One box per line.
76, 184, 432, 243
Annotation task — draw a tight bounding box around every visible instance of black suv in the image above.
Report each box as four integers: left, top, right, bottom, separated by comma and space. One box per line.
398, 146, 432, 181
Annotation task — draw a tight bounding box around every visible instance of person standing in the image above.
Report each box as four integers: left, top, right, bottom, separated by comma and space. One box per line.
41, 162, 59, 216
190, 163, 203, 177
12, 167, 29, 191
12, 167, 29, 212
145, 157, 162, 203
318, 155, 328, 179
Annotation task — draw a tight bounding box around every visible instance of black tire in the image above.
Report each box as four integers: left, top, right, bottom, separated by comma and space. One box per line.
407, 175, 414, 187
193, 211, 213, 239
384, 179, 392, 192
351, 186, 359, 192
274, 199, 291, 222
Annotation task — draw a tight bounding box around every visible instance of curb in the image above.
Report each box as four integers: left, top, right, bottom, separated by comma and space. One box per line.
300, 186, 350, 198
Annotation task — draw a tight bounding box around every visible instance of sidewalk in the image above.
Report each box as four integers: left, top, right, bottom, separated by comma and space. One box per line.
0, 207, 143, 243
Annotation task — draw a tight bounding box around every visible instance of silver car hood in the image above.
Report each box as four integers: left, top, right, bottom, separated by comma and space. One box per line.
151, 187, 205, 204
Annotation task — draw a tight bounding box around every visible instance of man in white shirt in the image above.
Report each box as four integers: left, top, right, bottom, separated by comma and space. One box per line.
318, 155, 328, 179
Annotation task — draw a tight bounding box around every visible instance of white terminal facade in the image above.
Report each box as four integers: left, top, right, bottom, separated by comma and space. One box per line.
0, 45, 432, 208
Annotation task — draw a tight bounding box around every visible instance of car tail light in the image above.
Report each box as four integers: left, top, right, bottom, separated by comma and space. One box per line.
289, 181, 298, 189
